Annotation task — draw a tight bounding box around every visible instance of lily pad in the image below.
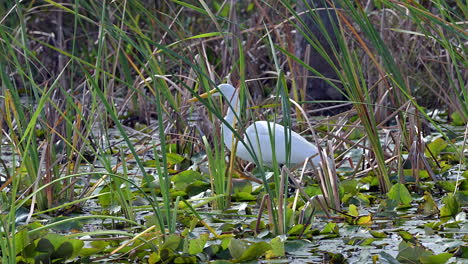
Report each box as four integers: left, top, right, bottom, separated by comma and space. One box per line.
188, 233, 208, 255
450, 111, 466, 126
229, 239, 271, 262
31, 234, 84, 261
172, 170, 204, 191
420, 252, 453, 264
425, 138, 448, 157
387, 183, 412, 205
79, 241, 110, 257
397, 241, 431, 263
440, 194, 460, 221
418, 192, 439, 215
265, 237, 285, 259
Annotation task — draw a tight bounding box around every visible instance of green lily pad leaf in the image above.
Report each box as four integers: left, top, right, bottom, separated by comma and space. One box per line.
220, 223, 238, 233
370, 230, 387, 238
58, 239, 83, 260
360, 175, 379, 187
379, 198, 398, 211
231, 192, 256, 201
79, 241, 109, 257
172, 170, 203, 191
304, 185, 322, 197
249, 220, 266, 231
436, 181, 456, 192
440, 194, 460, 221
342, 193, 353, 203
320, 223, 339, 234
265, 237, 285, 259
220, 236, 233, 250
357, 215, 372, 225
98, 183, 133, 208
228, 239, 248, 260
52, 241, 74, 259
403, 169, 430, 179
349, 204, 359, 217
15, 229, 30, 255
283, 240, 311, 253
148, 252, 160, 264
325, 252, 345, 262
420, 252, 453, 264
396, 203, 413, 210
398, 231, 415, 242
19, 222, 46, 241
380, 251, 400, 264
170, 190, 187, 198
232, 179, 252, 194
35, 234, 83, 260
22, 242, 36, 258
423, 221, 442, 231
161, 234, 182, 251
188, 233, 208, 255
203, 244, 221, 257
39, 234, 69, 251
185, 180, 210, 196
211, 260, 232, 264
166, 153, 185, 165
356, 193, 372, 204
173, 255, 197, 263
418, 192, 439, 216
347, 237, 375, 246
159, 248, 176, 262
288, 224, 305, 235
425, 138, 448, 157
397, 241, 431, 263
387, 183, 412, 205
142, 159, 158, 167
36, 238, 55, 254
460, 179, 468, 191
35, 253, 54, 264
424, 226, 435, 235
450, 111, 466, 126
236, 241, 271, 262
461, 246, 468, 258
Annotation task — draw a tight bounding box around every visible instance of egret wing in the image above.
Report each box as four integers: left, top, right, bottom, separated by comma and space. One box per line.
243, 121, 318, 166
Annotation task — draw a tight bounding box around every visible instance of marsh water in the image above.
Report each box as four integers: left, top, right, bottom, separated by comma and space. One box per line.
1, 122, 466, 263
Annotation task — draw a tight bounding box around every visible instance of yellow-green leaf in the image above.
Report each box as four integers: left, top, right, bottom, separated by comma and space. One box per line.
387, 183, 412, 205
425, 138, 448, 157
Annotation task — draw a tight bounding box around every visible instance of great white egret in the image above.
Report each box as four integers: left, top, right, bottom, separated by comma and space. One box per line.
189, 84, 320, 168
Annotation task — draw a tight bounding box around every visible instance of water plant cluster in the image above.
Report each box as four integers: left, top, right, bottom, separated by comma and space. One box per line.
0, 0, 466, 263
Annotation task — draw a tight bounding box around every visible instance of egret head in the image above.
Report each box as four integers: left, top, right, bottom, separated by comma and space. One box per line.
215, 84, 236, 101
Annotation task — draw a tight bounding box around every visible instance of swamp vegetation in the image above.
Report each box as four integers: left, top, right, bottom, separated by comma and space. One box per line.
0, 0, 466, 263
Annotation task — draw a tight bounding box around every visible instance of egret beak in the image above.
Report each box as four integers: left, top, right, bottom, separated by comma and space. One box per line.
187, 88, 219, 103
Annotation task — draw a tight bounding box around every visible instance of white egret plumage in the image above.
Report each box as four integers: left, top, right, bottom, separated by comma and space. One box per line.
190, 84, 320, 168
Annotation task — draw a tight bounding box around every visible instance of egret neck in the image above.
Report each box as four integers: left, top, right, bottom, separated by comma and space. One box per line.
219, 84, 240, 154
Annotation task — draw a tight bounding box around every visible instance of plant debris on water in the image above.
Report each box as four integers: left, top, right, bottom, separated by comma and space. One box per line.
0, 0, 466, 263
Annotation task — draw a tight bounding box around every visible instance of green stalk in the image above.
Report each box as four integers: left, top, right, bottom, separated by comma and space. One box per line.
88, 75, 166, 233
203, 136, 227, 210
152, 78, 173, 233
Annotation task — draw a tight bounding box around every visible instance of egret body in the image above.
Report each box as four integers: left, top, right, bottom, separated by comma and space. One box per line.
192, 84, 320, 168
